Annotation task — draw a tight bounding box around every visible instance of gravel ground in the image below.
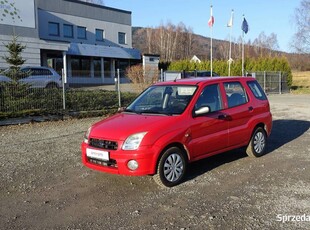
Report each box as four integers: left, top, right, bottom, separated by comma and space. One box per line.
0, 94, 309, 230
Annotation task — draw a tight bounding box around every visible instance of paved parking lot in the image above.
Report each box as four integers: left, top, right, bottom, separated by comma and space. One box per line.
0, 94, 309, 229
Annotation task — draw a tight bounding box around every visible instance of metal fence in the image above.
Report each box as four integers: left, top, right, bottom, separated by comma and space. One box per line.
251, 71, 289, 94
0, 69, 290, 120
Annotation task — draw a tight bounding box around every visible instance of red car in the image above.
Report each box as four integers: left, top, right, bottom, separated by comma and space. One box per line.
81, 77, 272, 187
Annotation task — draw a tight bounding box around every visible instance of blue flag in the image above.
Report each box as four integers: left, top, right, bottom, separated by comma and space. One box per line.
242, 18, 249, 34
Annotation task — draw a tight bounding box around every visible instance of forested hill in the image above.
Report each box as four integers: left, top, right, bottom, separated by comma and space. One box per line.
132, 26, 309, 71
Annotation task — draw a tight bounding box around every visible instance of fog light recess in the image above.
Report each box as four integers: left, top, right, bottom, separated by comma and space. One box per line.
127, 160, 139, 171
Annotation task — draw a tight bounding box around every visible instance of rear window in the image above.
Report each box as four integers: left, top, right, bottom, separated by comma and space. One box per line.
247, 81, 267, 100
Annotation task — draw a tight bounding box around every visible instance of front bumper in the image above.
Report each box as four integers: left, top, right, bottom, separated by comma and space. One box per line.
81, 142, 158, 176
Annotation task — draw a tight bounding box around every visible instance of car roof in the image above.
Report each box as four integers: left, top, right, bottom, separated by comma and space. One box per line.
155, 77, 255, 86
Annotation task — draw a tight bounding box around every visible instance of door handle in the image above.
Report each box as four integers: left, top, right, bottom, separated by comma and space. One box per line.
248, 106, 254, 111
218, 114, 231, 120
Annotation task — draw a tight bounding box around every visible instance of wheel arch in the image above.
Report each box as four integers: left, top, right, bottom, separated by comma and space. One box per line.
153, 142, 189, 175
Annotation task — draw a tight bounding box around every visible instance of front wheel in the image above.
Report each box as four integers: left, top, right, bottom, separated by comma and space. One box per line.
246, 127, 267, 157
153, 146, 187, 187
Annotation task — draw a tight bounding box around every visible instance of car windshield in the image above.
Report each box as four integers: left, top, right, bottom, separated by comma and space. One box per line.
125, 85, 197, 115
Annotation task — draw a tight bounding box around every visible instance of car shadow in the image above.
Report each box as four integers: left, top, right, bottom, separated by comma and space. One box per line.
184, 119, 310, 183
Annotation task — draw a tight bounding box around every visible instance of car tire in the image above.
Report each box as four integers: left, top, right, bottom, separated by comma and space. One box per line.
153, 146, 187, 187
46, 83, 58, 89
246, 127, 267, 157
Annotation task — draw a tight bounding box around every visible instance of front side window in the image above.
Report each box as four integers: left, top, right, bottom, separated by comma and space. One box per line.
224, 82, 248, 108
96, 29, 104, 41
195, 84, 222, 112
48, 22, 59, 36
118, 32, 126, 44
77, 26, 87, 39
126, 85, 197, 115
64, 24, 73, 38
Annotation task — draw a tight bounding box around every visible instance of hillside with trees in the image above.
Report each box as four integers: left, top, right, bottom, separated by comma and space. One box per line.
132, 25, 310, 71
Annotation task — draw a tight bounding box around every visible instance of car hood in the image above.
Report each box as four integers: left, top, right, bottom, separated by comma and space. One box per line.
90, 112, 182, 143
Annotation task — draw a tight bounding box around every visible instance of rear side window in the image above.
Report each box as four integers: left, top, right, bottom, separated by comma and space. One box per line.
224, 82, 248, 108
247, 81, 267, 100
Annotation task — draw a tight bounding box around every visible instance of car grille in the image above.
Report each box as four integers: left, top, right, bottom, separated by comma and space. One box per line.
89, 138, 118, 150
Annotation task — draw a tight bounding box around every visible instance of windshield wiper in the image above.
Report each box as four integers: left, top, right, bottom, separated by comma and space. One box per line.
124, 109, 141, 114
141, 110, 172, 116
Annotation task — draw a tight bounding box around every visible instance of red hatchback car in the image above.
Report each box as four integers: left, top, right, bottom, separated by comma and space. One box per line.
81, 77, 272, 187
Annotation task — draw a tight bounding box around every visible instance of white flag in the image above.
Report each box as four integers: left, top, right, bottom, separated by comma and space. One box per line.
227, 10, 234, 27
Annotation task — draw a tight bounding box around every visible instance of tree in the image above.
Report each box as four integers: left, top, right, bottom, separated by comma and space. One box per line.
291, 0, 310, 53
2, 36, 27, 81
125, 64, 159, 92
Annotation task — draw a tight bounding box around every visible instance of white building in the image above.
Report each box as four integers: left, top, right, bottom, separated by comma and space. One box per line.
0, 0, 141, 85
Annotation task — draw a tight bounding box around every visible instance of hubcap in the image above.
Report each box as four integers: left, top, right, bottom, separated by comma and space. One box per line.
254, 131, 265, 154
163, 153, 184, 182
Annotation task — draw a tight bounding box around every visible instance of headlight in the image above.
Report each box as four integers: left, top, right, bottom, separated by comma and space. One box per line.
83, 127, 92, 144
122, 132, 147, 150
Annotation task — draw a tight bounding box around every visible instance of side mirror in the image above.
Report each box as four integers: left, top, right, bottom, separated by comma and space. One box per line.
118, 107, 126, 113
194, 106, 210, 116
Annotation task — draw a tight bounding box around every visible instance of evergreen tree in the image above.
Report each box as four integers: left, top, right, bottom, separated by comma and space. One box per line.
2, 36, 27, 81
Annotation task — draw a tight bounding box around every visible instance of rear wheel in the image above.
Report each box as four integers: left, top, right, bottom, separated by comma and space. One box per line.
153, 146, 187, 187
46, 83, 58, 89
246, 127, 267, 157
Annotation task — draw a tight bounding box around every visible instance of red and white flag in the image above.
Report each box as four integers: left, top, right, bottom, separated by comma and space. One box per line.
208, 6, 214, 27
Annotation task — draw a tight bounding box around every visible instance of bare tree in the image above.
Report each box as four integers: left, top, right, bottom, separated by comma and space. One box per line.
291, 0, 310, 53
253, 32, 279, 57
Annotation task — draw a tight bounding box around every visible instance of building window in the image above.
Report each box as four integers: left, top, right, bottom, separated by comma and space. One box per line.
96, 29, 104, 41
118, 32, 126, 44
104, 59, 112, 78
71, 56, 91, 77
94, 58, 101, 77
48, 22, 59, 36
63, 24, 73, 38
77, 26, 87, 39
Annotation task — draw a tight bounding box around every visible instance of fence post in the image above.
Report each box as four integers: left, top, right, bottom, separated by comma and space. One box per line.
117, 68, 121, 108
62, 68, 66, 110
263, 71, 266, 92
279, 71, 282, 94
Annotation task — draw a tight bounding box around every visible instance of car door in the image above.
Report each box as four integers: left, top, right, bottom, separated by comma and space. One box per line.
187, 83, 229, 160
223, 81, 253, 148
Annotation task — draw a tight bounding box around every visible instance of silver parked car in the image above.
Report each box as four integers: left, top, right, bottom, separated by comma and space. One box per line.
0, 66, 62, 88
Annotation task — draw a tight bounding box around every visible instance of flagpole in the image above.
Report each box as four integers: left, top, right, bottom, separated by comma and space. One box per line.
242, 15, 245, 77
228, 9, 234, 77
241, 15, 249, 76
210, 5, 213, 77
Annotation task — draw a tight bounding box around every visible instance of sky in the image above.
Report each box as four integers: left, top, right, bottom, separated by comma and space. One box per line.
103, 0, 301, 53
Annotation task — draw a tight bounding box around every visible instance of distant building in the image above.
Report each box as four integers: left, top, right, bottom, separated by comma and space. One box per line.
0, 0, 141, 85
190, 55, 201, 63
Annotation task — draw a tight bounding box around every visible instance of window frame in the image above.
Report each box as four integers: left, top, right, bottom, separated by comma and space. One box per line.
118, 32, 126, 45
77, 26, 87, 39
95, 29, 105, 41
48, 22, 60, 36
63, 24, 74, 38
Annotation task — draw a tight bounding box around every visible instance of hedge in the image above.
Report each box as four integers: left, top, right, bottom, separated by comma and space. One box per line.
168, 57, 293, 86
